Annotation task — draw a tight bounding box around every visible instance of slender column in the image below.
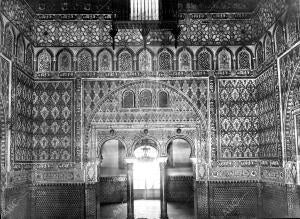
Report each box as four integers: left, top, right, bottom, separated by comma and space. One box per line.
133, 57, 137, 71
159, 157, 168, 219
113, 57, 117, 71
190, 157, 198, 219
193, 58, 197, 70
96, 158, 102, 219
125, 158, 135, 219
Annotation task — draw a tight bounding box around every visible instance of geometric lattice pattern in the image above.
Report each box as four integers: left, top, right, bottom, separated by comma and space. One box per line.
119, 51, 133, 71
262, 183, 287, 217
257, 65, 281, 160
197, 50, 211, 70
167, 176, 193, 202
11, 65, 34, 167
83, 79, 208, 126
78, 50, 92, 71
159, 51, 172, 70
286, 11, 298, 45
100, 177, 127, 203
275, 24, 285, 54
279, 44, 300, 161
256, 0, 286, 29
33, 81, 74, 162
0, 57, 10, 118
211, 184, 258, 217
238, 50, 251, 70
0, 56, 9, 170
218, 79, 259, 158
33, 185, 85, 218
38, 49, 51, 72
3, 27, 14, 58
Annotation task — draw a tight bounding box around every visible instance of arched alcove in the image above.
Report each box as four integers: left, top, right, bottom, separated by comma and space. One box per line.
167, 139, 193, 175
100, 139, 126, 176
99, 139, 127, 211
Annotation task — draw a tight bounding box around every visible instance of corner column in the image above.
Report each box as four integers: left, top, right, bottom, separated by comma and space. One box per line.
125, 158, 135, 219
190, 157, 198, 219
159, 157, 168, 219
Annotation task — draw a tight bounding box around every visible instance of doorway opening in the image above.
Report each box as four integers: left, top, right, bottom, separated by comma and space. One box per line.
133, 139, 161, 218
133, 145, 160, 199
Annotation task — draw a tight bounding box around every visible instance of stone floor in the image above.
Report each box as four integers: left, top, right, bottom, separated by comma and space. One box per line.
101, 200, 194, 219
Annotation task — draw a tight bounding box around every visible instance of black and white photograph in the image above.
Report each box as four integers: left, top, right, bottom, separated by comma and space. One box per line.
0, 0, 300, 218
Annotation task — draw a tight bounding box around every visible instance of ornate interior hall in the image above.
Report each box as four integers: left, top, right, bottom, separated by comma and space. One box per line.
1, 0, 300, 218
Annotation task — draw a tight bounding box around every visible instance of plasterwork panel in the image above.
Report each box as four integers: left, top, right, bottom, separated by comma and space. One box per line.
179, 16, 262, 45
0, 56, 10, 170
279, 44, 300, 162
11, 64, 34, 170
83, 78, 209, 180
257, 65, 282, 163
209, 167, 259, 181
0, 0, 34, 40
217, 79, 259, 159
34, 17, 263, 47
33, 80, 75, 163
256, 0, 286, 30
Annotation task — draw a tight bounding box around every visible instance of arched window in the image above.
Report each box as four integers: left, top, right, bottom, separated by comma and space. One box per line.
237, 49, 251, 70
256, 43, 264, 67
197, 49, 212, 70
38, 49, 51, 72
25, 45, 33, 70
16, 36, 25, 62
58, 50, 72, 71
78, 50, 93, 71
98, 50, 112, 71
139, 89, 152, 107
123, 90, 135, 108
158, 51, 172, 70
4, 27, 14, 58
139, 49, 152, 71
179, 50, 191, 71
119, 51, 133, 71
218, 49, 231, 71
265, 34, 273, 60
275, 24, 285, 53
158, 91, 168, 108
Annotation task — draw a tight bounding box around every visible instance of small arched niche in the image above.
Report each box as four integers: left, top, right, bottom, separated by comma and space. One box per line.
100, 139, 126, 176
167, 139, 193, 175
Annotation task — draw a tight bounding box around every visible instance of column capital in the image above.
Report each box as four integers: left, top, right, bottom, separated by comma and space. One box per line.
190, 157, 197, 164
125, 157, 136, 163
158, 157, 168, 163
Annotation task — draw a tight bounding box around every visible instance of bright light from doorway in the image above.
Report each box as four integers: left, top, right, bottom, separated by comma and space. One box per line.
133, 160, 160, 189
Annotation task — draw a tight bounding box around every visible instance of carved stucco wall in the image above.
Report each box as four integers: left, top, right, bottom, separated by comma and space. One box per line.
83, 78, 209, 182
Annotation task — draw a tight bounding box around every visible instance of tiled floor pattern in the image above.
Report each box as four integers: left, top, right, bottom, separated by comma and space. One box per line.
101, 200, 194, 219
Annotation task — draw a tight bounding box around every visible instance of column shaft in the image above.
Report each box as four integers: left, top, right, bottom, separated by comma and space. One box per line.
160, 162, 168, 219
127, 163, 134, 219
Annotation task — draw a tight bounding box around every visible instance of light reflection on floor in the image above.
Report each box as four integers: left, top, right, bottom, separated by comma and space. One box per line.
100, 200, 194, 219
